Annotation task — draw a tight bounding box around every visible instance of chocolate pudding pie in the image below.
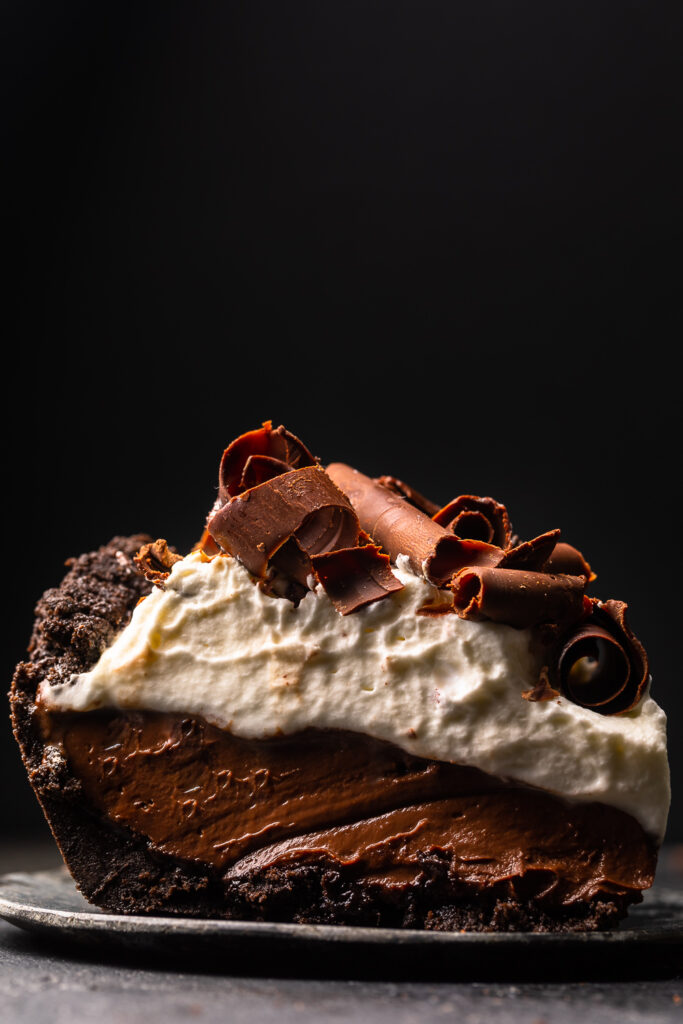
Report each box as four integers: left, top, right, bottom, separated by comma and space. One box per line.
11, 423, 670, 931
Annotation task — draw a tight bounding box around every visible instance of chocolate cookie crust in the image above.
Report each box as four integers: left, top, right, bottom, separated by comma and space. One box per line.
10, 537, 648, 931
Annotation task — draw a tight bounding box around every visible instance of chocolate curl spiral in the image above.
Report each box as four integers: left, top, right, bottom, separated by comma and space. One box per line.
311, 545, 404, 614
218, 421, 317, 503
372, 477, 564, 575
544, 542, 595, 582
327, 463, 502, 586
497, 529, 561, 572
209, 466, 359, 578
209, 427, 405, 613
450, 568, 587, 629
375, 476, 441, 517
434, 495, 512, 548
194, 527, 221, 557
554, 599, 649, 714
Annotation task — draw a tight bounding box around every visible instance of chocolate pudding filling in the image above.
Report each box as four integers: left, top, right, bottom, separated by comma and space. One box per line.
48, 710, 656, 908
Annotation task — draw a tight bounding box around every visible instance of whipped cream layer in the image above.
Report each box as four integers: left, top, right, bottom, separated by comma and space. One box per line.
40, 550, 670, 839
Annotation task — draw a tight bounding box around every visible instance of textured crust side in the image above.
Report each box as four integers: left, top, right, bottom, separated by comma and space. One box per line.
11, 536, 222, 915
10, 537, 633, 931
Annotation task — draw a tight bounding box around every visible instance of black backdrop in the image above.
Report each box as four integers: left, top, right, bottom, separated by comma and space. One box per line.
4, 2, 682, 840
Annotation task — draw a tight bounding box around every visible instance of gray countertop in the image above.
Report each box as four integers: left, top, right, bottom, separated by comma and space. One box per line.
2, 843, 682, 1024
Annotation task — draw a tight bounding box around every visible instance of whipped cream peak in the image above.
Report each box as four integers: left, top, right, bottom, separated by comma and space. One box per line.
40, 549, 670, 839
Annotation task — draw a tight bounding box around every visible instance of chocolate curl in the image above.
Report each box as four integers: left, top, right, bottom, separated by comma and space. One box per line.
554, 599, 649, 715
311, 545, 404, 614
544, 542, 595, 582
134, 539, 182, 588
218, 421, 317, 503
497, 530, 560, 572
434, 495, 512, 548
193, 527, 221, 557
209, 466, 359, 579
240, 455, 293, 490
375, 476, 441, 517
268, 537, 313, 586
450, 568, 586, 629
327, 463, 502, 586
260, 537, 311, 604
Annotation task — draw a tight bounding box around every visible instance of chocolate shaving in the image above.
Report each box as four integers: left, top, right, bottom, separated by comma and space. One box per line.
340, 468, 562, 581
218, 421, 317, 503
522, 666, 561, 703
544, 542, 595, 582
240, 454, 294, 491
133, 539, 182, 588
327, 463, 503, 586
434, 495, 512, 548
194, 527, 221, 557
450, 568, 586, 629
268, 536, 314, 587
375, 476, 441, 517
258, 536, 311, 604
311, 545, 404, 614
497, 530, 561, 572
209, 466, 359, 579
553, 599, 649, 714
208, 427, 408, 615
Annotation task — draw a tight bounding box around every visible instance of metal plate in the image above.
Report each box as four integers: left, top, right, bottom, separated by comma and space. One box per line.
1, 868, 682, 978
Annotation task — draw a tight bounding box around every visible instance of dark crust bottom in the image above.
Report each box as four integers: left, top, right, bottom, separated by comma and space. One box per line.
10, 537, 638, 932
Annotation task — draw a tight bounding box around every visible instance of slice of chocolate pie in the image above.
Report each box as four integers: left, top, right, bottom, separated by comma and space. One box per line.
10, 424, 670, 931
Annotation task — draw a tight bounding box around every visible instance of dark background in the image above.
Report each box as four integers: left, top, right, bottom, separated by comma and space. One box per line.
3, 2, 682, 840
